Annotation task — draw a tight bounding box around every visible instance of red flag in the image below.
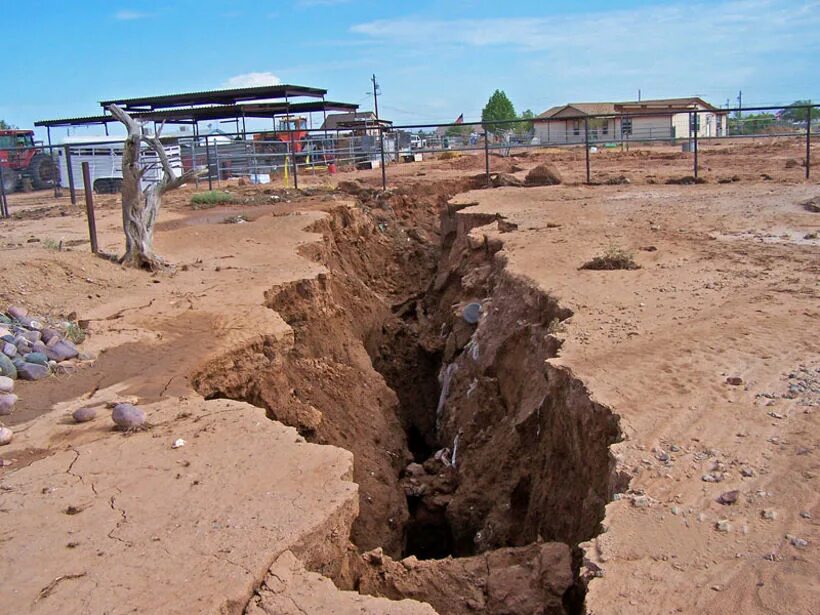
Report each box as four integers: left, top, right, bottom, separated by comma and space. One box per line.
454, 113, 464, 124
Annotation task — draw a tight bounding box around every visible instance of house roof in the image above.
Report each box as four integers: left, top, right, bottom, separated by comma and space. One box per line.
320, 111, 390, 131
538, 97, 723, 119
100, 84, 327, 111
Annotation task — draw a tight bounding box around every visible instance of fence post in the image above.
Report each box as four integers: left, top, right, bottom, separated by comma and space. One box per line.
64, 145, 77, 205
214, 144, 221, 188
693, 111, 699, 179
81, 162, 98, 254
0, 163, 8, 218
205, 136, 213, 191
806, 105, 812, 180
484, 131, 491, 186
584, 117, 591, 184
379, 126, 387, 191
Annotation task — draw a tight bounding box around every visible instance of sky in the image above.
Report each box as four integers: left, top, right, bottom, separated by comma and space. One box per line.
2, 0, 818, 140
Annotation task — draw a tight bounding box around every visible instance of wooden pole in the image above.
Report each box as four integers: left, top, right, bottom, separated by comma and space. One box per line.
64, 145, 77, 205
81, 162, 98, 254
806, 105, 812, 180
584, 117, 591, 184
484, 131, 490, 186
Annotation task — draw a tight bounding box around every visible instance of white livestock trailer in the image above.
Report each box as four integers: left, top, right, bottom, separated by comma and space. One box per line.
57, 135, 183, 193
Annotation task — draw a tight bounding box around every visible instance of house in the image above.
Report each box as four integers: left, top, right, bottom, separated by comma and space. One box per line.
534, 97, 729, 145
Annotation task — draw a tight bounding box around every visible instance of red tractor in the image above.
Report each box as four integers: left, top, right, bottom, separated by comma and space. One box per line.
0, 129, 59, 193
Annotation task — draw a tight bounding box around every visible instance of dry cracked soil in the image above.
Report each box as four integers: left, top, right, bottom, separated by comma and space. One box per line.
0, 139, 818, 615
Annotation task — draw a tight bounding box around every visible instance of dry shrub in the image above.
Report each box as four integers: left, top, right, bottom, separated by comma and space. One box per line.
581, 246, 640, 271
525, 163, 562, 186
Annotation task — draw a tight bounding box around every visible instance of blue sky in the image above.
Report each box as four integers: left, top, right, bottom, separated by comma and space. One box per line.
3, 0, 818, 139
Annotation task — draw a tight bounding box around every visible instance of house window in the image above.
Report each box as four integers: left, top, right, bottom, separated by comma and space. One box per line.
573, 120, 580, 136
602, 121, 609, 135
621, 116, 633, 136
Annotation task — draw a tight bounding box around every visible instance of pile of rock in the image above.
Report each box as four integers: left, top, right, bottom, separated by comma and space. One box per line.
0, 305, 84, 386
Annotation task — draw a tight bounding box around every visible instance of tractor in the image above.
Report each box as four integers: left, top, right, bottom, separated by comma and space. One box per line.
0, 129, 59, 193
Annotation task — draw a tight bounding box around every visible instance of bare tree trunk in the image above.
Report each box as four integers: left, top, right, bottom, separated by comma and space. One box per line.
108, 104, 203, 270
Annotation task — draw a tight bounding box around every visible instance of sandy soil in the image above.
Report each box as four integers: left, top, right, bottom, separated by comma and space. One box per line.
0, 139, 817, 614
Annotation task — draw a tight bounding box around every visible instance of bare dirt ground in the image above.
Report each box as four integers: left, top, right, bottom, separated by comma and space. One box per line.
0, 138, 817, 614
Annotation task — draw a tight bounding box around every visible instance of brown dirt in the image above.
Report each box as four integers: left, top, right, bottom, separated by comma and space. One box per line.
0, 139, 817, 614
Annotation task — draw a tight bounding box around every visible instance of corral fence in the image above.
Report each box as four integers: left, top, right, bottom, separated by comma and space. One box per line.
0, 103, 817, 218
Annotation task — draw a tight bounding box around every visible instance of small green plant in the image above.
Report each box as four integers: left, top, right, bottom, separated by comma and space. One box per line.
581, 246, 640, 271
64, 321, 86, 344
42, 238, 62, 250
190, 191, 236, 209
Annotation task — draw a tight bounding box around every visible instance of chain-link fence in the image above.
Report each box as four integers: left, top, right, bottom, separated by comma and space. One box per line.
1, 103, 817, 218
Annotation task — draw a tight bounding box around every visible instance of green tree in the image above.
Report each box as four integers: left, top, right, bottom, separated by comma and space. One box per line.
515, 109, 535, 135
729, 112, 776, 135
445, 124, 469, 137
481, 90, 516, 134
0, 119, 13, 130
780, 100, 814, 122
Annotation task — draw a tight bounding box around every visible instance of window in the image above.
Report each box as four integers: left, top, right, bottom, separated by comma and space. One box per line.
573, 120, 580, 136
621, 116, 633, 136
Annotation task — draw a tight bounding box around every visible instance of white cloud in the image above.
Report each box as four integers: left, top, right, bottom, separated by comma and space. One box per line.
222, 72, 283, 88
114, 10, 154, 21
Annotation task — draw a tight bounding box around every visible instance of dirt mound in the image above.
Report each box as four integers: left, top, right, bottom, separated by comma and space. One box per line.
491, 173, 525, 188
357, 542, 572, 615
665, 175, 707, 185
524, 163, 562, 186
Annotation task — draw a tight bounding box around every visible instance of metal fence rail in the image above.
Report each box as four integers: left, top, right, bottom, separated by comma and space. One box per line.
0, 103, 816, 217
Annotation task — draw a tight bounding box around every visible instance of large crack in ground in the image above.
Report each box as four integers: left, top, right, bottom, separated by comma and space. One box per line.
192, 177, 626, 615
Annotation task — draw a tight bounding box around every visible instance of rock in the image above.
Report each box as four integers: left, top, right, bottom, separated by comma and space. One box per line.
761, 509, 777, 520
0, 375, 13, 393
632, 495, 652, 508
7, 306, 27, 321
19, 330, 41, 343
404, 463, 426, 478
491, 173, 525, 188
726, 376, 743, 386
23, 352, 49, 366
2, 342, 17, 357
0, 426, 12, 445
715, 519, 731, 532
0, 393, 18, 415
112, 403, 146, 430
525, 163, 562, 186
47, 340, 79, 362
717, 490, 740, 505
41, 328, 61, 344
72, 407, 97, 423
702, 472, 723, 483
800, 511, 812, 519
17, 362, 50, 381
0, 354, 17, 379
740, 466, 754, 477
0, 314, 11, 324
790, 536, 808, 549
462, 302, 482, 324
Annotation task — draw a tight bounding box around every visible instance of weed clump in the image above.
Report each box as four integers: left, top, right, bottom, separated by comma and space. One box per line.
581, 246, 640, 270
191, 191, 236, 208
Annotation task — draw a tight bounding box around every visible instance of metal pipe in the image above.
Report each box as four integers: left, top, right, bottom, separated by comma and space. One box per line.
379, 126, 386, 190
584, 117, 591, 183
205, 135, 213, 191
81, 162, 98, 253
0, 159, 8, 218
484, 131, 490, 186
807, 105, 812, 180
64, 145, 77, 205
693, 111, 699, 179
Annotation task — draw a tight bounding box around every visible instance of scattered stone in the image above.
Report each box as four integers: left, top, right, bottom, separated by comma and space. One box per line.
726, 376, 744, 386
0, 393, 18, 415
0, 426, 12, 445
0, 354, 17, 379
404, 462, 425, 478
112, 403, 146, 430
671, 506, 682, 516
740, 467, 755, 477
172, 438, 186, 449
0, 375, 13, 392
7, 306, 27, 321
462, 302, 482, 324
72, 407, 97, 423
40, 328, 60, 344
789, 536, 808, 549
2, 342, 16, 358
717, 490, 740, 505
632, 495, 652, 508
761, 509, 777, 520
17, 362, 50, 381
715, 519, 731, 532
702, 472, 724, 483
800, 511, 812, 519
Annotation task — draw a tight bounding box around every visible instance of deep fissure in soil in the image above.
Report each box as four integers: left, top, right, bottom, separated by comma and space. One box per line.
193, 179, 625, 615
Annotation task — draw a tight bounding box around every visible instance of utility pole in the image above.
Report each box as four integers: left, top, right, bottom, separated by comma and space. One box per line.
370, 74, 387, 190
737, 90, 743, 118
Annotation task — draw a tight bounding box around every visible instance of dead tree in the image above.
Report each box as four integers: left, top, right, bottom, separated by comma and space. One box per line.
108, 104, 203, 270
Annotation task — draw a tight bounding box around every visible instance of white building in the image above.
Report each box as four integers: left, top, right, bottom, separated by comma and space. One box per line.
534, 97, 729, 145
